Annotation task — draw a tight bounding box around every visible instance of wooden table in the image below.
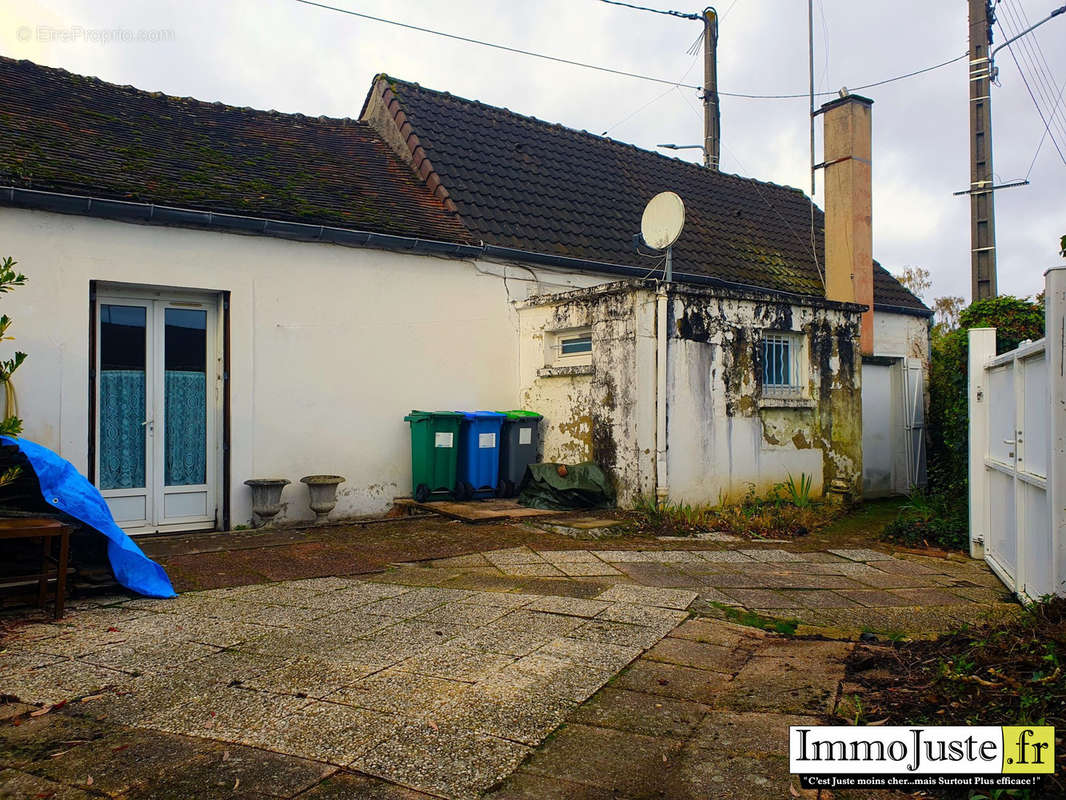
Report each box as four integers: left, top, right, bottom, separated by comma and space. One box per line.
0, 517, 72, 619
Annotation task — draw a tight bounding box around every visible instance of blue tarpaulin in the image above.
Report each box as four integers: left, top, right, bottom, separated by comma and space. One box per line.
1, 436, 176, 598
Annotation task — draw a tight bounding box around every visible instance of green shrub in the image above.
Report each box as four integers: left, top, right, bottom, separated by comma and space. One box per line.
884, 295, 1044, 550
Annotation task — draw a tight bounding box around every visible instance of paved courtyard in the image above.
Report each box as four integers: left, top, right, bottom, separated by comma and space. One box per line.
1, 543, 1016, 799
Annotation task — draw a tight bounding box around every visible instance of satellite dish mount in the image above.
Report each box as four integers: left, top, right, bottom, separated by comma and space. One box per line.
640, 191, 686, 282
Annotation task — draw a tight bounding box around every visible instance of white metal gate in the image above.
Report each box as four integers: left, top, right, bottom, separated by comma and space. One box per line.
969, 266, 1066, 600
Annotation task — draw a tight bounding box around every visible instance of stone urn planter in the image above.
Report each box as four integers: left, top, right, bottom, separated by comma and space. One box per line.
301, 475, 346, 523
244, 478, 290, 527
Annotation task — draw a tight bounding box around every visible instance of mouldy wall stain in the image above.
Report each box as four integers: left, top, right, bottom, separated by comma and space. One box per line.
669, 288, 862, 504
518, 283, 648, 504
519, 281, 864, 507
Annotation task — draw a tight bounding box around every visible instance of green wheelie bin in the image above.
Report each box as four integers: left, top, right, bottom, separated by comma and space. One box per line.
496, 410, 543, 497
403, 411, 463, 502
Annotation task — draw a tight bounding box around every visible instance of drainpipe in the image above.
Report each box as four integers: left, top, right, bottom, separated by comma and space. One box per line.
655, 282, 669, 504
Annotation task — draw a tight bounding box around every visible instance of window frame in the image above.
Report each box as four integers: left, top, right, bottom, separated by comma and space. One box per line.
760, 330, 807, 398
545, 325, 594, 368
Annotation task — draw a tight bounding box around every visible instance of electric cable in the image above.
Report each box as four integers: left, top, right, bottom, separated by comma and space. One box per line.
291, 0, 966, 101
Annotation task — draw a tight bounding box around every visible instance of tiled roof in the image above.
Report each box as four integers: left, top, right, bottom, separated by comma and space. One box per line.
0, 57, 470, 243
367, 76, 927, 312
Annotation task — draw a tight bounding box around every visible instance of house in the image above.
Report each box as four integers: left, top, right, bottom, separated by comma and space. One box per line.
0, 57, 929, 534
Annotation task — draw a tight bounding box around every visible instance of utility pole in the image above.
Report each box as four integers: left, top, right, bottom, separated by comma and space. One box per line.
968, 0, 998, 300
702, 7, 720, 170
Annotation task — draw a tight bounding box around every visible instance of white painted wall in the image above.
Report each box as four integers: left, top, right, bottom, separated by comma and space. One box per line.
1, 208, 600, 527
873, 310, 930, 365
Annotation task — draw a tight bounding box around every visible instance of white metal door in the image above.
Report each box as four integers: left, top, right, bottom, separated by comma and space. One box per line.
861, 362, 895, 496
96, 291, 221, 534
902, 357, 927, 491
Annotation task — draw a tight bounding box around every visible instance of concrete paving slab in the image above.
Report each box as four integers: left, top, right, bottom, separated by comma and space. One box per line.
738, 549, 808, 562
640, 550, 705, 563
519, 723, 684, 797
612, 659, 731, 704
716, 588, 804, 609
554, 562, 622, 577
644, 638, 749, 674
355, 721, 530, 800
596, 603, 689, 630
497, 563, 567, 577
589, 549, 653, 562
890, 587, 977, 606
394, 644, 516, 684
295, 772, 436, 799
827, 548, 894, 561
717, 659, 838, 715
520, 596, 609, 618
441, 683, 577, 745
593, 584, 697, 609
330, 670, 471, 718
695, 550, 756, 563
569, 619, 668, 649
238, 700, 401, 765
0, 769, 96, 799
836, 589, 916, 608
569, 686, 710, 739
535, 550, 599, 563
415, 603, 512, 627
537, 637, 643, 672
482, 547, 546, 566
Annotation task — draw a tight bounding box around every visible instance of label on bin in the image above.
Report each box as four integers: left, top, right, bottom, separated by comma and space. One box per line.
478, 433, 496, 449
434, 432, 454, 448
519, 427, 532, 445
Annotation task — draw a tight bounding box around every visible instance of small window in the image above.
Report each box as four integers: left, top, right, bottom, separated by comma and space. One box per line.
762, 333, 793, 387
761, 331, 805, 394
560, 334, 592, 355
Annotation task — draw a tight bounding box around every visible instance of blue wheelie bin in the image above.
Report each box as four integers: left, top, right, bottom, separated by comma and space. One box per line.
455, 411, 506, 500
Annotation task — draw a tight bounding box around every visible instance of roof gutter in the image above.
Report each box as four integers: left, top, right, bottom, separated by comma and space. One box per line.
0, 186, 931, 318
0, 186, 483, 260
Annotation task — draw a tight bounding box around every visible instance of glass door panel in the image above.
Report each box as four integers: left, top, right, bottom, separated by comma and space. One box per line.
98, 303, 151, 524
164, 308, 207, 487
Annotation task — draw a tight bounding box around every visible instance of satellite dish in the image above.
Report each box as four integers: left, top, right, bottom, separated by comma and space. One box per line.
641, 191, 685, 250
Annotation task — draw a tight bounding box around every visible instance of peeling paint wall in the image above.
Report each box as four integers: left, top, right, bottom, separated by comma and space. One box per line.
519, 281, 864, 507
668, 287, 863, 504
517, 283, 656, 505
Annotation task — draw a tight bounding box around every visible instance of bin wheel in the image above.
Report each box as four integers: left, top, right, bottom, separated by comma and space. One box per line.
414, 484, 430, 503
458, 481, 474, 501
495, 481, 507, 499
505, 480, 516, 498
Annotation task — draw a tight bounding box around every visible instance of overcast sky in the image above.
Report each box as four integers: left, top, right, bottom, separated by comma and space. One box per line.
2, 0, 1064, 302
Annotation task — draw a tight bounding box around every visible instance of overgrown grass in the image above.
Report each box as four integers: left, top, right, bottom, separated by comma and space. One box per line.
709, 601, 800, 635
843, 596, 1066, 798
880, 487, 969, 551
629, 475, 840, 538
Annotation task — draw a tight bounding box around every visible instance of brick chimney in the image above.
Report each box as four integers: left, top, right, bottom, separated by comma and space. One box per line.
821, 94, 874, 355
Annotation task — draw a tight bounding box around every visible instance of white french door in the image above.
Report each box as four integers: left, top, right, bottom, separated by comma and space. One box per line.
95, 289, 222, 534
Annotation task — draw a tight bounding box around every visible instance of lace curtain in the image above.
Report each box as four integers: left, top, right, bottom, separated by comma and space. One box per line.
99, 370, 206, 489
99, 370, 146, 490
164, 370, 206, 486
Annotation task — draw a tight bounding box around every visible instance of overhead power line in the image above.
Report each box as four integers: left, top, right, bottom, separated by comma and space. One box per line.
292, 0, 966, 100
597, 0, 701, 20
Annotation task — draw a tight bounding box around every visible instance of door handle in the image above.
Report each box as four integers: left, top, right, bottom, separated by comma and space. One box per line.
142, 419, 154, 433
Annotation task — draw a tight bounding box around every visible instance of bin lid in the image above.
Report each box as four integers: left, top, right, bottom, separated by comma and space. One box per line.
457, 411, 508, 421
404, 410, 464, 422
500, 410, 543, 420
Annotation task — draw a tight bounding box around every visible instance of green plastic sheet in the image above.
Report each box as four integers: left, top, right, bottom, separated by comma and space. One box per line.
516, 462, 616, 511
